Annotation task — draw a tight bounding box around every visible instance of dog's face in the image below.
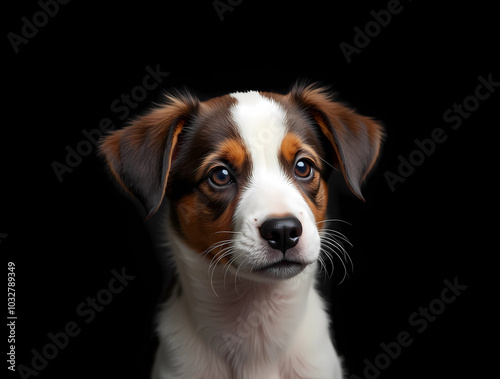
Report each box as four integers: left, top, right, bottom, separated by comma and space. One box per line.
100, 84, 383, 281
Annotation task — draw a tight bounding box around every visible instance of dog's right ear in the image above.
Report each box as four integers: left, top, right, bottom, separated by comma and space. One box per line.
99, 92, 199, 218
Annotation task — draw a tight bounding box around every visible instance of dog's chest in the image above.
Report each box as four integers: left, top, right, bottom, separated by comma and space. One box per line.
156, 275, 322, 379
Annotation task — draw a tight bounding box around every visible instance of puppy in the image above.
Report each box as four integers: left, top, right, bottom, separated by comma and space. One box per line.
99, 83, 383, 378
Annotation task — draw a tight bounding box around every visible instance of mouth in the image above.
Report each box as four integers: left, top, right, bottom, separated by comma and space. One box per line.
253, 259, 307, 279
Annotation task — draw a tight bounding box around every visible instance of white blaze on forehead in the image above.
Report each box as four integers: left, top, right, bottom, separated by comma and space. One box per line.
229, 91, 287, 173
230, 91, 310, 221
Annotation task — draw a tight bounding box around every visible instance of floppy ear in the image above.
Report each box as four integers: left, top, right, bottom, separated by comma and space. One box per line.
288, 83, 384, 200
99, 92, 199, 218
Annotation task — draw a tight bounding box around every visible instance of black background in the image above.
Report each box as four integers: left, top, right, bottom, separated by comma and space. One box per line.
2, 0, 497, 378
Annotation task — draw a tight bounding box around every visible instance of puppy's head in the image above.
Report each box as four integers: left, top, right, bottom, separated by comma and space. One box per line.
100, 84, 383, 281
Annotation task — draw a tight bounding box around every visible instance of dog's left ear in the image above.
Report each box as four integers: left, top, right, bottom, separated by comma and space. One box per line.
288, 83, 384, 200
99, 92, 199, 218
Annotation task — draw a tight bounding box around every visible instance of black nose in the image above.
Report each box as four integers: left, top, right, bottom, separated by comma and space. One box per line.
259, 217, 303, 254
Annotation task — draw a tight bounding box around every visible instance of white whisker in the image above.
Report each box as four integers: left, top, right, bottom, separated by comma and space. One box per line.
202, 240, 233, 258
234, 256, 252, 296
320, 247, 335, 278
318, 220, 354, 284
319, 229, 353, 246
209, 245, 233, 269
321, 239, 348, 274
320, 236, 350, 260
223, 255, 239, 291
321, 237, 352, 269
317, 253, 332, 282
316, 218, 351, 226
318, 156, 335, 170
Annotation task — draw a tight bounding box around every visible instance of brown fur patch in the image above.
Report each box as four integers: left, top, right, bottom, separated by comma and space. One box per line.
280, 133, 322, 170
220, 139, 248, 170
174, 192, 236, 265
200, 138, 249, 176
304, 180, 328, 223
280, 133, 303, 164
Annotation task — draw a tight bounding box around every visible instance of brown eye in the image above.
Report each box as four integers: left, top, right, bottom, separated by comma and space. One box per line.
208, 167, 233, 187
294, 159, 313, 179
